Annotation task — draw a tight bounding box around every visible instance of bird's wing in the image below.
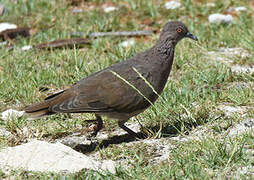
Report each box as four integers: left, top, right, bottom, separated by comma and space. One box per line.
50, 68, 146, 113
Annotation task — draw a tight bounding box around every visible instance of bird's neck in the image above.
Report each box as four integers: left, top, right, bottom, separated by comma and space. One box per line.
152, 38, 176, 71
147, 39, 176, 94
155, 38, 176, 59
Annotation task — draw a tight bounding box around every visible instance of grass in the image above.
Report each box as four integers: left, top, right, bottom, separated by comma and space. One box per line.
0, 0, 253, 179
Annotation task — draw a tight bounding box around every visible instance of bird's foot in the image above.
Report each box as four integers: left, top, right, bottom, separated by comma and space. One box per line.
87, 132, 98, 141
118, 122, 147, 139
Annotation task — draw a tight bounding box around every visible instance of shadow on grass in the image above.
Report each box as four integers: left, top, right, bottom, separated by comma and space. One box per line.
73, 119, 207, 154
73, 132, 144, 154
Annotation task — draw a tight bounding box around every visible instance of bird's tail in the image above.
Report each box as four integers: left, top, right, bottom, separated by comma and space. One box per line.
24, 108, 55, 119
24, 90, 64, 119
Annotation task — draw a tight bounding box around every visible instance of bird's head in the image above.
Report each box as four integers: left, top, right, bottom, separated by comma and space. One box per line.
159, 21, 198, 43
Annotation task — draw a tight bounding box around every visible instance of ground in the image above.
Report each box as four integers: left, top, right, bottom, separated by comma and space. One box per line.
0, 0, 253, 179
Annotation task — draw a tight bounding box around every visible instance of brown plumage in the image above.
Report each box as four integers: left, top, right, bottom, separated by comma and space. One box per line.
24, 21, 198, 138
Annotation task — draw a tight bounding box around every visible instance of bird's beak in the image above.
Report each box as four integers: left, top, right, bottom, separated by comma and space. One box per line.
186, 32, 198, 41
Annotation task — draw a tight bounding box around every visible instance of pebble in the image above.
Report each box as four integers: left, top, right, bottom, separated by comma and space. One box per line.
103, 6, 117, 13
72, 8, 83, 13
231, 65, 254, 74
165, 1, 181, 10
234, 6, 247, 12
1, 109, 24, 121
119, 39, 135, 47
0, 23, 17, 33
207, 3, 215, 7
208, 14, 233, 24
21, 45, 32, 51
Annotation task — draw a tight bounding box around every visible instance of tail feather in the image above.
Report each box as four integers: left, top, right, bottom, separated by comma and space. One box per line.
24, 109, 55, 119
24, 90, 65, 118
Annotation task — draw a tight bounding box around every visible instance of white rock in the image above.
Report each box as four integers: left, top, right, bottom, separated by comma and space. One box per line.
207, 3, 215, 7
21, 45, 32, 51
165, 1, 181, 10
234, 166, 254, 178
227, 119, 254, 136
0, 140, 116, 173
234, 6, 247, 12
218, 105, 247, 117
101, 160, 116, 173
58, 135, 91, 147
0, 23, 17, 33
231, 65, 254, 74
103, 6, 117, 13
1, 109, 24, 121
208, 14, 233, 24
72, 8, 83, 13
119, 39, 135, 47
171, 126, 210, 142
227, 82, 254, 90
142, 139, 173, 163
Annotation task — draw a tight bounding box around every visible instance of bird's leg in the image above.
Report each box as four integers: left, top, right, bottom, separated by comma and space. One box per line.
84, 115, 103, 137
91, 114, 103, 136
118, 121, 144, 139
90, 115, 103, 136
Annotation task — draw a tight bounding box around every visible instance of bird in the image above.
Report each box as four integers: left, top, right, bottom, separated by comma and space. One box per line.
24, 21, 198, 138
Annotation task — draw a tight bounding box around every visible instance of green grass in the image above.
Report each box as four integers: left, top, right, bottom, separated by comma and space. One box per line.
0, 0, 253, 179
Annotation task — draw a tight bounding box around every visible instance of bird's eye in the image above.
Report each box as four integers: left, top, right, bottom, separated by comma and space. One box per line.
176, 27, 183, 33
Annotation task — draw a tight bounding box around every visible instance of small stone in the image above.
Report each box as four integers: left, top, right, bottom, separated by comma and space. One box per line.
58, 135, 91, 147
207, 3, 215, 7
0, 23, 17, 33
1, 109, 24, 121
72, 8, 83, 13
234, 6, 247, 12
165, 1, 181, 10
21, 45, 32, 51
231, 65, 254, 74
103, 6, 117, 13
119, 39, 135, 47
208, 14, 233, 24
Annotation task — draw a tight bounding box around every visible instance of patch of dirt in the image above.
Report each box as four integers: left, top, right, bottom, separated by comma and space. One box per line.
218, 104, 252, 117
231, 65, 254, 74
1, 111, 253, 173
225, 119, 254, 137
206, 47, 253, 74
227, 82, 254, 90
207, 48, 251, 64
